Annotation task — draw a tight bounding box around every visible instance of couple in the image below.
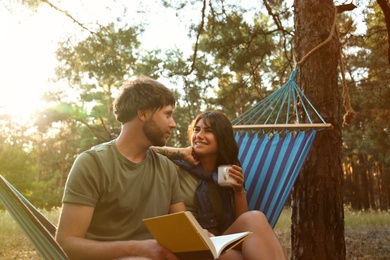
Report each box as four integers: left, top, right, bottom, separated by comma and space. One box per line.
55, 76, 286, 259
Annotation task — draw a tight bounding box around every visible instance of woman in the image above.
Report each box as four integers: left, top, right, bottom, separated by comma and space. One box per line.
154, 111, 286, 259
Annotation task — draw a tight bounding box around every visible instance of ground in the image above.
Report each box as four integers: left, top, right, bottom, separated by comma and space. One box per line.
0, 227, 389, 259
276, 226, 390, 259
344, 227, 390, 260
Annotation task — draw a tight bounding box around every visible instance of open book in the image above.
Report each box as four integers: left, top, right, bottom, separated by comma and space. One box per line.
143, 211, 252, 259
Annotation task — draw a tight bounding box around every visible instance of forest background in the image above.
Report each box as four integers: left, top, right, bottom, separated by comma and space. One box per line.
0, 0, 389, 258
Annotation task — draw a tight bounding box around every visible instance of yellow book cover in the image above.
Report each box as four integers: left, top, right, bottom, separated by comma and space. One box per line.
143, 211, 251, 259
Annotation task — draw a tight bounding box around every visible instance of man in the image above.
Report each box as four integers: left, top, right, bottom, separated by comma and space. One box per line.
56, 76, 185, 259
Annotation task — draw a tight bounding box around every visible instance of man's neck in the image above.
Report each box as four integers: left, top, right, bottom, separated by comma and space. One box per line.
115, 123, 150, 163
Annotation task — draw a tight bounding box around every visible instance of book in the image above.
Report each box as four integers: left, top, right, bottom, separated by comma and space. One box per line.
143, 211, 252, 259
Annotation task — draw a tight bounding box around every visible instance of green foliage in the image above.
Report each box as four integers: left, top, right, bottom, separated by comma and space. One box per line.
55, 22, 142, 85
0, 142, 39, 209
1, 0, 40, 11
0, 143, 35, 190
342, 3, 390, 210
168, 1, 294, 119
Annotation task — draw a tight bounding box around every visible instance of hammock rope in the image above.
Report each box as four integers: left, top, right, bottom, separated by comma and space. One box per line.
232, 68, 332, 132
294, 6, 354, 126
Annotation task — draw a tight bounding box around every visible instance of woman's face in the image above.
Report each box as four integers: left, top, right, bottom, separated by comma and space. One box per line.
191, 119, 218, 158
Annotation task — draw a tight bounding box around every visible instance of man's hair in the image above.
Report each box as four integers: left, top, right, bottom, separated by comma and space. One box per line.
188, 111, 241, 168
113, 76, 175, 124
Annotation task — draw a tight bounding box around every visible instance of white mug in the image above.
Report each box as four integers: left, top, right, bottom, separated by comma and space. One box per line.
217, 165, 237, 186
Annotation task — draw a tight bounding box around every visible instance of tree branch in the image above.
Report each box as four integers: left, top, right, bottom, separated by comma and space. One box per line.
40, 0, 98, 37
262, 0, 294, 65
99, 116, 113, 139
183, 0, 207, 76
76, 118, 110, 142
336, 3, 357, 13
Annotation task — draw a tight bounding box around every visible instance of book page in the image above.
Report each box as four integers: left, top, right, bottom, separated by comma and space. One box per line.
210, 231, 251, 256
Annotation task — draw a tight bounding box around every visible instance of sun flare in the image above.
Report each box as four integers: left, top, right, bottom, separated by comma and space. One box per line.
0, 1, 189, 123
0, 4, 61, 121
0, 89, 44, 120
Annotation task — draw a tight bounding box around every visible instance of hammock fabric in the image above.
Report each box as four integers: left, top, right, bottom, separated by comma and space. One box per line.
232, 68, 330, 228
0, 175, 68, 259
236, 131, 316, 227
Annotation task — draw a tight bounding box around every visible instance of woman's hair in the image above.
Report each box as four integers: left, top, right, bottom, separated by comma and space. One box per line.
113, 76, 175, 124
188, 111, 241, 168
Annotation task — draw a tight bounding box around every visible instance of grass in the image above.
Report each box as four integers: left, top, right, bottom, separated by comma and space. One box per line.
344, 208, 390, 227
0, 208, 60, 259
0, 208, 389, 259
272, 207, 390, 230
273, 208, 390, 259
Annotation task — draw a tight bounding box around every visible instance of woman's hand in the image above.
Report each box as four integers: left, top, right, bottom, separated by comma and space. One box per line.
229, 165, 245, 194
203, 229, 215, 237
229, 165, 249, 215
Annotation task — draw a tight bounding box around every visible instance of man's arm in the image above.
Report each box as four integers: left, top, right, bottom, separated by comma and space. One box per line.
169, 202, 186, 214
56, 203, 178, 260
152, 146, 199, 165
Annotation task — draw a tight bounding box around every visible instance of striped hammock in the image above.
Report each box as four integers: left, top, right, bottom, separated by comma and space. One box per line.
0, 175, 68, 259
232, 68, 331, 227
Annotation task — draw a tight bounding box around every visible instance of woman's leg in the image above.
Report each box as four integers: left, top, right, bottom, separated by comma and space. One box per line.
222, 210, 286, 260
219, 249, 244, 260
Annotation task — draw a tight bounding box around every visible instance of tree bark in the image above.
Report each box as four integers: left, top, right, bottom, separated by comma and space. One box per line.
292, 0, 346, 259
376, 0, 390, 65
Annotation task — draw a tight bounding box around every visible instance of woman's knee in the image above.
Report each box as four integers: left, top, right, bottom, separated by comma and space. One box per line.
239, 210, 266, 221
238, 210, 271, 228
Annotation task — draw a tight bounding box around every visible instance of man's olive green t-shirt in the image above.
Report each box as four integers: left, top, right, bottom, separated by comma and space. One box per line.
63, 140, 183, 241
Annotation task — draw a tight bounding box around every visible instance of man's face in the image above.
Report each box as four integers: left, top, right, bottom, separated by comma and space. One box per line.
143, 105, 177, 146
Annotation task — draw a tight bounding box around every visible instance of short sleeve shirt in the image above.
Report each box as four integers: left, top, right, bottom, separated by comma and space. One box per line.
62, 140, 183, 240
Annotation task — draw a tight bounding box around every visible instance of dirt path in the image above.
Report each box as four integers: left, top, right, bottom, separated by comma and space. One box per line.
345, 226, 390, 259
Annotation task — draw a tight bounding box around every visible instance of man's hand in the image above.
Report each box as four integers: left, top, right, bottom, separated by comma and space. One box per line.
183, 146, 199, 166
131, 239, 179, 260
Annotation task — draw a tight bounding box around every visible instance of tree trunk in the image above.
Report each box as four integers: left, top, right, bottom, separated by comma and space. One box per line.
379, 163, 390, 210
365, 158, 376, 210
358, 153, 370, 210
348, 157, 361, 210
291, 0, 346, 259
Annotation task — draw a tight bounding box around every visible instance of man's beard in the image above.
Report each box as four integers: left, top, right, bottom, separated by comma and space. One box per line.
143, 117, 168, 146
